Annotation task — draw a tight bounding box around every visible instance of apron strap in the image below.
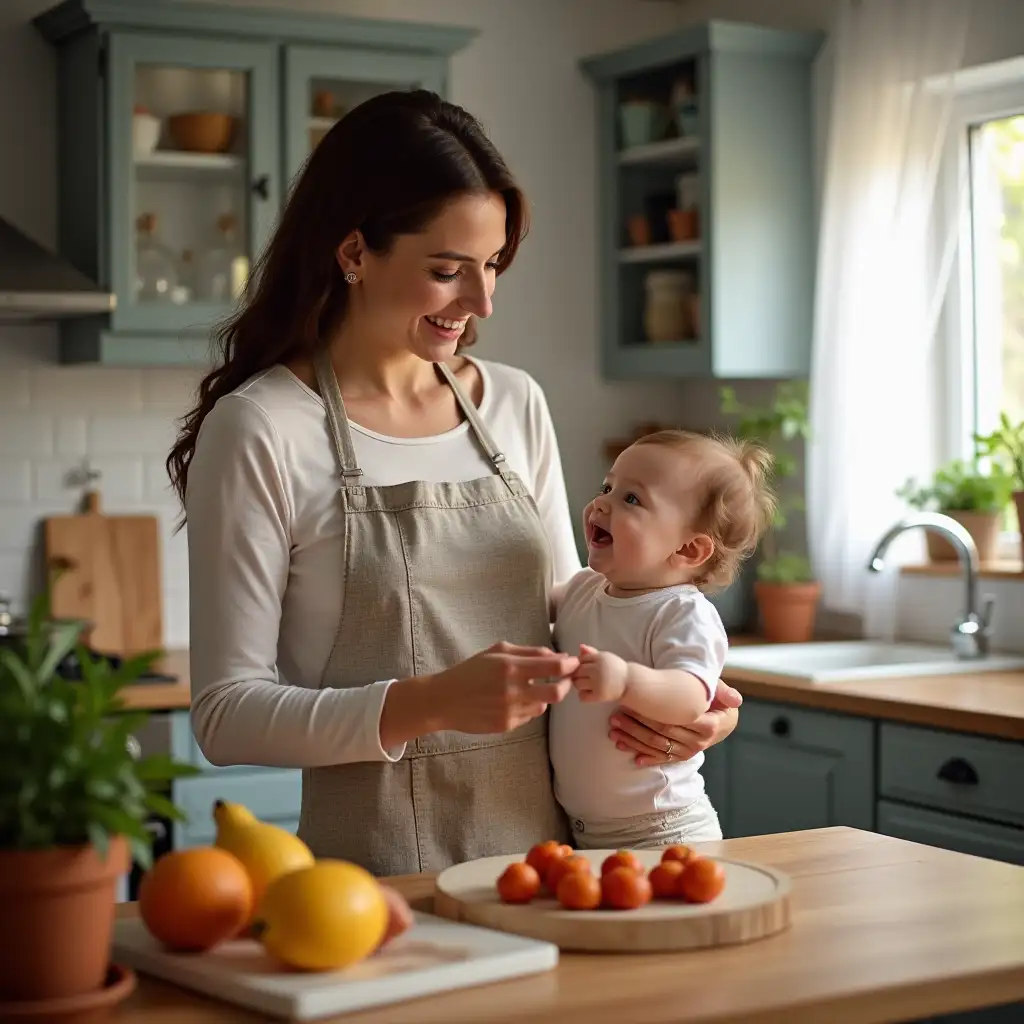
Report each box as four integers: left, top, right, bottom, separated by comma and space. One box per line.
435, 361, 516, 491
313, 350, 364, 490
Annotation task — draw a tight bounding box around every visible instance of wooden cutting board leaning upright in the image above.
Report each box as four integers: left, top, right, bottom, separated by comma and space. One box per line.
44, 484, 163, 656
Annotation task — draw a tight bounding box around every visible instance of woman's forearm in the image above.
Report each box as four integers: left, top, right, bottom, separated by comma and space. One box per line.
378, 675, 448, 749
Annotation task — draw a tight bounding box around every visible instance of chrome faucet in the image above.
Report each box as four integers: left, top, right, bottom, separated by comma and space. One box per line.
867, 511, 995, 659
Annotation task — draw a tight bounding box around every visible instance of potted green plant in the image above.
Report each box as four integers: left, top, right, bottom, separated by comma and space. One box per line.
0, 577, 197, 1017
720, 381, 819, 643
974, 412, 1024, 563
896, 457, 1013, 564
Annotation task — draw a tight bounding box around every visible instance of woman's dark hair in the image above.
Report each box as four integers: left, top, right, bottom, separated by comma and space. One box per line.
166, 89, 529, 507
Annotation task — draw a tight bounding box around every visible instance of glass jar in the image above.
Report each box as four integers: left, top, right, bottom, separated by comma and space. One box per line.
134, 213, 179, 303
195, 214, 250, 302
643, 270, 691, 343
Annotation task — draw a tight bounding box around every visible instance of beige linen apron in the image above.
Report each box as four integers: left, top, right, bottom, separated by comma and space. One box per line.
297, 351, 570, 875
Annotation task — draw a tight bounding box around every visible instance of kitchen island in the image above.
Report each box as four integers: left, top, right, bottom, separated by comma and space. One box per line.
112, 827, 1023, 1023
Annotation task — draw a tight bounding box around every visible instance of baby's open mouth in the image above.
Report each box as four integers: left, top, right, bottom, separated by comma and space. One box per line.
589, 522, 613, 547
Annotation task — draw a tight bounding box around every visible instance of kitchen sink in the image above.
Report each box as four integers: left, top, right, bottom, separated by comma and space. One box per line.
723, 641, 1024, 683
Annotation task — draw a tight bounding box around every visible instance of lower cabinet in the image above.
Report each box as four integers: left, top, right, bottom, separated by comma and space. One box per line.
705, 697, 1024, 868
706, 699, 875, 838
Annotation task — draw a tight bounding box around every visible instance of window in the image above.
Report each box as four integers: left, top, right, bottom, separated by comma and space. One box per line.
944, 65, 1024, 549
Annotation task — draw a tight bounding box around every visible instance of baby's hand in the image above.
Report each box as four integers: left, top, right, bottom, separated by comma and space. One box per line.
573, 643, 629, 702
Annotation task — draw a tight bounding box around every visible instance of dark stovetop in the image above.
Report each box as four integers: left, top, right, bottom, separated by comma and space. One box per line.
56, 646, 179, 684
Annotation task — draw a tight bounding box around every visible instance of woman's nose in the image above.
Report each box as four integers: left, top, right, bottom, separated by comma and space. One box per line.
459, 271, 494, 319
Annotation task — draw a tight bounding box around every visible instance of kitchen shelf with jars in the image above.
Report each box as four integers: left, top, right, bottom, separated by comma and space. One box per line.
33, 0, 472, 366
580, 21, 822, 381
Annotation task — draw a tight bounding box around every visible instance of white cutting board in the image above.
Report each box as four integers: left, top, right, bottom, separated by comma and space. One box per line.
113, 912, 557, 1020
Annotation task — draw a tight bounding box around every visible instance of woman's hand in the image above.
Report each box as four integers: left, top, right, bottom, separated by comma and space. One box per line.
429, 641, 578, 735
378, 885, 415, 948
608, 680, 743, 767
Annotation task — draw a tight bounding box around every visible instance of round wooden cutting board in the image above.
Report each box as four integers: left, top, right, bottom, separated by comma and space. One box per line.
433, 849, 791, 953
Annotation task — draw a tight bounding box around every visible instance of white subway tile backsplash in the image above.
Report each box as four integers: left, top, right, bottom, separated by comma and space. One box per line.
30, 368, 144, 413
0, 460, 32, 502
88, 414, 177, 455
0, 414, 53, 455
0, 356, 192, 648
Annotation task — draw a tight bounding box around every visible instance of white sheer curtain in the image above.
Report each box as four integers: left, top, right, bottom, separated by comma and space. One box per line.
807, 0, 972, 630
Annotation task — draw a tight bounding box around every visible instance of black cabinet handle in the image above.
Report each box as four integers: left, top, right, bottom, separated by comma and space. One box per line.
771, 716, 790, 738
936, 757, 979, 786
251, 174, 270, 200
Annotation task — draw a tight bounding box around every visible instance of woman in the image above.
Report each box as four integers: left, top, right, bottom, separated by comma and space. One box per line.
167, 89, 741, 877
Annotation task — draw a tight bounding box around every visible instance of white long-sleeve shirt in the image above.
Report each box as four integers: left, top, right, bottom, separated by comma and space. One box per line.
185, 358, 581, 769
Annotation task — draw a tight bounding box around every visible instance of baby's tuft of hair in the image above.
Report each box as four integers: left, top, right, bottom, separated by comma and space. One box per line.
632, 429, 777, 591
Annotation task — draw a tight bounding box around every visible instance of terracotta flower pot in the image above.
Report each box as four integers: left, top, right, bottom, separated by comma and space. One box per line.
0, 837, 129, 1002
754, 580, 821, 643
925, 510, 1001, 563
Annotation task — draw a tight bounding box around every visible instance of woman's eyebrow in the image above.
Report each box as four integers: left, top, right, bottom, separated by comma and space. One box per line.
427, 249, 502, 262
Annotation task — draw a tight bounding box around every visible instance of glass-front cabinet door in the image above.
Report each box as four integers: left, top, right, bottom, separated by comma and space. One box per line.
107, 33, 280, 335
283, 46, 445, 186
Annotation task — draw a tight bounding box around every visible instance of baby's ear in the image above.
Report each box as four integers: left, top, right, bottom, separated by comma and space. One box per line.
675, 534, 714, 568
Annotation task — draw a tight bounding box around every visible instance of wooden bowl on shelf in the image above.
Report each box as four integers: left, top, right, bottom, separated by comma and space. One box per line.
167, 112, 235, 154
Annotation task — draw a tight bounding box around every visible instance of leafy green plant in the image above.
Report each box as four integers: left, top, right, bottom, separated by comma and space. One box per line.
974, 413, 1024, 489
720, 380, 814, 584
896, 458, 1014, 513
0, 580, 198, 866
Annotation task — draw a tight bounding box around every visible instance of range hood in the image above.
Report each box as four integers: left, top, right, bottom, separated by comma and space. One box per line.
0, 215, 115, 322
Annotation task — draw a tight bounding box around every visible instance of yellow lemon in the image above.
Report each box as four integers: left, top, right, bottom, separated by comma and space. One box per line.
252, 860, 389, 971
212, 800, 315, 922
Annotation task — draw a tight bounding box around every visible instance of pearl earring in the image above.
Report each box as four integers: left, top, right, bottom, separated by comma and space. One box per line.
344, 272, 357, 284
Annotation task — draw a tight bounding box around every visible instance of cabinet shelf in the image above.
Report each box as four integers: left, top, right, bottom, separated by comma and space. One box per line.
618, 136, 699, 167
619, 240, 701, 264
134, 151, 244, 181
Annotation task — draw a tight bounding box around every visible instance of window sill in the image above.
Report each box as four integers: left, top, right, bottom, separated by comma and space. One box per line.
901, 561, 1024, 579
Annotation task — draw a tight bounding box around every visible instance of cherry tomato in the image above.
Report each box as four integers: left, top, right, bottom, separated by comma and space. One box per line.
526, 840, 570, 882
648, 860, 685, 899
678, 857, 726, 904
601, 850, 644, 876
556, 870, 602, 910
545, 853, 591, 895
496, 862, 541, 904
601, 866, 653, 910
661, 844, 696, 866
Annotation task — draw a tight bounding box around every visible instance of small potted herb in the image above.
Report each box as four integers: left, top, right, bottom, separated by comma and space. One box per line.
0, 579, 196, 1014
720, 381, 819, 643
974, 413, 1024, 563
896, 458, 1013, 563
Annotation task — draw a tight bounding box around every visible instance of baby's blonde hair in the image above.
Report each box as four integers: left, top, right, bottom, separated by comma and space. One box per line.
631, 429, 777, 591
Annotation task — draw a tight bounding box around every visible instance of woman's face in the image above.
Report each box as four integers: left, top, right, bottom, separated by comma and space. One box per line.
339, 191, 507, 362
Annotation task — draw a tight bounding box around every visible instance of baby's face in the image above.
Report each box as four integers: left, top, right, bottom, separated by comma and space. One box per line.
582, 443, 709, 593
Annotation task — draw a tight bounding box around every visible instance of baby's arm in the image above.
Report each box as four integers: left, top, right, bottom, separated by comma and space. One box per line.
573, 596, 727, 725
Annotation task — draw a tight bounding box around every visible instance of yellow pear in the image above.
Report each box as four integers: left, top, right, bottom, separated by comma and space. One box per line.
212, 800, 314, 920
252, 860, 388, 971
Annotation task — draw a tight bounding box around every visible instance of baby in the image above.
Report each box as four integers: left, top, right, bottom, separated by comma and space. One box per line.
549, 429, 775, 850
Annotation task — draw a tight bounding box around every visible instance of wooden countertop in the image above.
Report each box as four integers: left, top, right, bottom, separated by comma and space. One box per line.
118, 650, 191, 711
112, 827, 1024, 1023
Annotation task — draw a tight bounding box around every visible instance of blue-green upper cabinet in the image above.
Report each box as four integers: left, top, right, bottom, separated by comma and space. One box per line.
33, 0, 475, 368
284, 46, 446, 191
580, 22, 823, 381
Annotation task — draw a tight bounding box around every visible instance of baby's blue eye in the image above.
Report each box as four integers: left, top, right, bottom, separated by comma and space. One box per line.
625, 493, 640, 505
598, 483, 611, 495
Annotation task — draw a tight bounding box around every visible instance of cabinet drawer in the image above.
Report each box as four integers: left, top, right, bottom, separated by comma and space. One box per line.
172, 770, 302, 847
879, 723, 1024, 828
878, 800, 1024, 866
736, 698, 874, 748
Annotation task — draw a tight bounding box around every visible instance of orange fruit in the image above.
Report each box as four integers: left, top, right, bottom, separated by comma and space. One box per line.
601, 850, 644, 876
557, 870, 602, 910
679, 857, 726, 904
496, 862, 541, 904
601, 866, 652, 910
661, 844, 696, 866
139, 847, 253, 952
545, 853, 591, 894
648, 860, 686, 899
526, 840, 570, 881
